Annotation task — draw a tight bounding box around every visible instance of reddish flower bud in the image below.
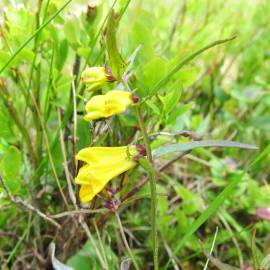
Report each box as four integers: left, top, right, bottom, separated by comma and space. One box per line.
137, 144, 146, 157
131, 93, 139, 103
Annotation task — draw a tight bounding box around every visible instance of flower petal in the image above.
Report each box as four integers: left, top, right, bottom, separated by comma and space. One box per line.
84, 90, 133, 121
79, 185, 95, 204
75, 157, 137, 202
76, 146, 137, 164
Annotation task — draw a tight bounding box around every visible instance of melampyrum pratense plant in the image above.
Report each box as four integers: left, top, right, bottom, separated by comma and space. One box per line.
70, 10, 257, 270
0, 3, 259, 270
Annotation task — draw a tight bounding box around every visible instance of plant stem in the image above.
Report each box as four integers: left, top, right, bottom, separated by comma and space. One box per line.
135, 105, 159, 270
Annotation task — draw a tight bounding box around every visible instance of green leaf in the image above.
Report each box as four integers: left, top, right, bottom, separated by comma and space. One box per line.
164, 144, 270, 270
0, 0, 72, 74
106, 10, 126, 80
164, 171, 245, 270
153, 140, 258, 158
143, 57, 167, 89
159, 82, 182, 114
56, 39, 69, 70
64, 16, 81, 46
67, 240, 118, 270
151, 36, 236, 94
1, 146, 21, 180
261, 253, 270, 269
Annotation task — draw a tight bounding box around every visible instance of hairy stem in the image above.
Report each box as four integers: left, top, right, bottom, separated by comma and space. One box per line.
135, 105, 159, 270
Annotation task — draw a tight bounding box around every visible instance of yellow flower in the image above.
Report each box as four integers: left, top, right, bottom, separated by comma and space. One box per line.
75, 146, 143, 204
84, 90, 138, 121
81, 67, 116, 91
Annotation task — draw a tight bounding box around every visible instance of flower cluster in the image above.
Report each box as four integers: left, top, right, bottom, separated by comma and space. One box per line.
75, 67, 143, 204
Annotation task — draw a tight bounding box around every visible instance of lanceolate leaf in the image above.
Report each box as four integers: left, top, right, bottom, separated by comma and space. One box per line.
151, 36, 236, 94
153, 140, 258, 158
49, 242, 74, 270
106, 10, 126, 80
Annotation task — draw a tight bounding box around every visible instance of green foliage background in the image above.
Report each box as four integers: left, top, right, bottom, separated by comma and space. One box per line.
0, 0, 270, 269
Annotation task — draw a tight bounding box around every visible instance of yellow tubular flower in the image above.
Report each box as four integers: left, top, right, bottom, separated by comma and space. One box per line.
75, 146, 144, 204
81, 67, 116, 91
84, 90, 138, 121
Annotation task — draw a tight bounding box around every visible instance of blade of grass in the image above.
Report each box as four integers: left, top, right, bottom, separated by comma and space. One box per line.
203, 226, 219, 270
115, 210, 140, 270
0, 0, 72, 74
163, 144, 270, 270
163, 171, 245, 270
151, 36, 236, 95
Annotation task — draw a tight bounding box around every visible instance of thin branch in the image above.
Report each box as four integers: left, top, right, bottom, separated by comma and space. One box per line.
158, 151, 190, 172
58, 109, 77, 206
78, 216, 109, 270
0, 175, 61, 228
161, 235, 180, 270
51, 208, 107, 219
114, 210, 140, 270
122, 151, 190, 202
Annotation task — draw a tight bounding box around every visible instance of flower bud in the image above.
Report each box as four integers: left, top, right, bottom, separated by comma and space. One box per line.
137, 144, 146, 157
81, 67, 116, 91
86, 4, 97, 22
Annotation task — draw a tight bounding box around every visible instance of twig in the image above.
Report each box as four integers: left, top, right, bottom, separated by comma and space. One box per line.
78, 216, 109, 270
0, 175, 61, 228
52, 208, 107, 219
161, 235, 180, 270
93, 219, 109, 267
121, 151, 190, 202
158, 151, 190, 172
114, 209, 140, 270
58, 109, 77, 206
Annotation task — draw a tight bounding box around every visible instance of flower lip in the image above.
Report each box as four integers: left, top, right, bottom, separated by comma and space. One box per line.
136, 144, 146, 157
75, 146, 138, 204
